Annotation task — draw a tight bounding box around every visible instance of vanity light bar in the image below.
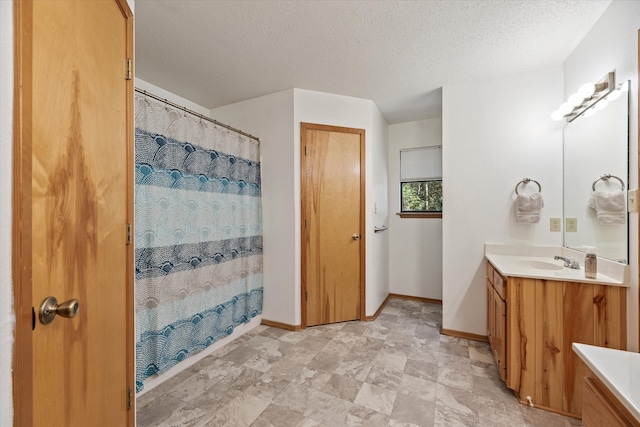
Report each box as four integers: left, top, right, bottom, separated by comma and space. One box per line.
551, 71, 615, 123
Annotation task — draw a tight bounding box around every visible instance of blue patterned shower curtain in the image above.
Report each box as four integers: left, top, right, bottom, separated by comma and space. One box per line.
134, 93, 263, 392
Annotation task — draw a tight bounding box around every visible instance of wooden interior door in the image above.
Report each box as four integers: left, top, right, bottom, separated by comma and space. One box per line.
13, 0, 134, 425
301, 123, 365, 327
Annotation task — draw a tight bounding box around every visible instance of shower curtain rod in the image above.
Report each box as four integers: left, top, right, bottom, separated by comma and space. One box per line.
134, 88, 260, 142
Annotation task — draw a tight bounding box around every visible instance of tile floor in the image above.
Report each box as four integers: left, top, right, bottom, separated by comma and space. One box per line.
136, 298, 583, 426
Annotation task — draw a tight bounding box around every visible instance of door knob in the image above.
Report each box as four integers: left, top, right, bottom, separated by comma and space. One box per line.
38, 296, 80, 325
352, 234, 360, 240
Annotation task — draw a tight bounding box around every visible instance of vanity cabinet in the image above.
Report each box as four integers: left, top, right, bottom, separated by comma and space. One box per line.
485, 261, 627, 418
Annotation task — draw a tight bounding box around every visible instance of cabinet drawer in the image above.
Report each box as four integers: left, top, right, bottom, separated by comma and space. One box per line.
486, 262, 495, 285
493, 270, 506, 300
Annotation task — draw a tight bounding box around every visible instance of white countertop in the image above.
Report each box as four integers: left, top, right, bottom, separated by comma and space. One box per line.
572, 343, 640, 422
485, 254, 626, 286
485, 244, 629, 287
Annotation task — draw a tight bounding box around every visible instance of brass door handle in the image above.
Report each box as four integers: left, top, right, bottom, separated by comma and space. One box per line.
39, 296, 80, 325
352, 234, 360, 240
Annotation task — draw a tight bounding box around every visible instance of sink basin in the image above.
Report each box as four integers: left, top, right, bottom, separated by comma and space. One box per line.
514, 260, 564, 271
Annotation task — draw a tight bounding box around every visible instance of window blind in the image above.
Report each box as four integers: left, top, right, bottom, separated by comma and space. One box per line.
400, 146, 442, 181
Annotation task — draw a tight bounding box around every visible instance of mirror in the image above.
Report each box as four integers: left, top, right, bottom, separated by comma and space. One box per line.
563, 81, 630, 262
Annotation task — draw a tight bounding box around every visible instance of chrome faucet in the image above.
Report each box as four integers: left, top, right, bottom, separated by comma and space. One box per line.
554, 255, 580, 269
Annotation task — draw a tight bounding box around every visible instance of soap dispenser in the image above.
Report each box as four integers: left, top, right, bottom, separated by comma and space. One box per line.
585, 246, 597, 279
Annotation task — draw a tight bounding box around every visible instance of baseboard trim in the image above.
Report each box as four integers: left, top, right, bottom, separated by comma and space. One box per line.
440, 327, 488, 342
365, 294, 391, 321
261, 319, 302, 331
389, 293, 442, 305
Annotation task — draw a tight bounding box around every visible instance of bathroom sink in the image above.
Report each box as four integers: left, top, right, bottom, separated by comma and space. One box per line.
514, 260, 564, 271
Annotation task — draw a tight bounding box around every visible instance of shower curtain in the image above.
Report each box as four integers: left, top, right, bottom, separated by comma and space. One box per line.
133, 93, 263, 392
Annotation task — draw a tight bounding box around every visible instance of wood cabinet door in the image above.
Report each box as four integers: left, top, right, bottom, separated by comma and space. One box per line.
506, 277, 536, 397
495, 295, 507, 381
594, 285, 627, 349
582, 377, 635, 427
563, 281, 594, 415
534, 279, 565, 410
487, 279, 494, 344
486, 274, 507, 382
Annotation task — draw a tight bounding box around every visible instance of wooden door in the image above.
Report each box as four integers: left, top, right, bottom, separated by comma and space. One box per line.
13, 1, 134, 425
301, 123, 365, 327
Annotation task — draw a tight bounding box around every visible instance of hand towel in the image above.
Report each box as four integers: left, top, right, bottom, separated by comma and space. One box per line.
516, 192, 544, 223
588, 190, 626, 225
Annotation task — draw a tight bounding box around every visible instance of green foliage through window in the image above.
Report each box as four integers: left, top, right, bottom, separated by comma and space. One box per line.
401, 181, 442, 212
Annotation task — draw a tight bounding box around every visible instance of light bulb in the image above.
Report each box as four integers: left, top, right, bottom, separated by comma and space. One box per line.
595, 99, 608, 110
578, 83, 595, 98
551, 110, 565, 121
584, 108, 596, 117
559, 102, 573, 115
568, 93, 584, 107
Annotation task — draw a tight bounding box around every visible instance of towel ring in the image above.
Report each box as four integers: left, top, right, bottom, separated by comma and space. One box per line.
592, 174, 625, 191
515, 178, 542, 195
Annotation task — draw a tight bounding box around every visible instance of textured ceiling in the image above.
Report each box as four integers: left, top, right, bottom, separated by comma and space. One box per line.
135, 0, 611, 124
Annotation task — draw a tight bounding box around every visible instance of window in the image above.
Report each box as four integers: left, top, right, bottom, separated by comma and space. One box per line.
400, 146, 442, 214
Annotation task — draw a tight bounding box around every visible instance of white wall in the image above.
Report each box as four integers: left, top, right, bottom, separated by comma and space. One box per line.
369, 104, 391, 313
135, 78, 211, 115
388, 119, 443, 300
213, 89, 390, 324
1, 2, 14, 425
562, 0, 640, 350
442, 65, 564, 336
210, 89, 297, 325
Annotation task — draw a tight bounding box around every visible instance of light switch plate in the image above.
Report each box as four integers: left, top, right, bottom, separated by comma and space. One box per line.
628, 189, 638, 213
550, 218, 561, 232
566, 218, 578, 232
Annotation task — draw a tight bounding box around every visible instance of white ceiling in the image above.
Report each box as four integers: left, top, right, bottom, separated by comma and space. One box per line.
135, 0, 611, 124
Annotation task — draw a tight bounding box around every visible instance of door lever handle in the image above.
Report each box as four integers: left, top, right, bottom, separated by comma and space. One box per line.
39, 296, 80, 325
